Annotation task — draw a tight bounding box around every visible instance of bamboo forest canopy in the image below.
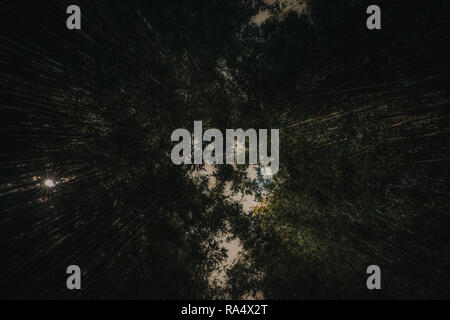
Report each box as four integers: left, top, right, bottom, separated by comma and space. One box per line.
0, 0, 449, 298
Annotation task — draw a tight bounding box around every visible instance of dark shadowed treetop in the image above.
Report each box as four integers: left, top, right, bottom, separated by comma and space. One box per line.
0, 0, 449, 299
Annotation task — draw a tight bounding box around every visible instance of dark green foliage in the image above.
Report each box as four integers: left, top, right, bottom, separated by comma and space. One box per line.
226, 0, 450, 299
0, 0, 260, 298
1, 0, 449, 299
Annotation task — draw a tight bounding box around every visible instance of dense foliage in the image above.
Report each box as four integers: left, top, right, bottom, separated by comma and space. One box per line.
0, 0, 449, 299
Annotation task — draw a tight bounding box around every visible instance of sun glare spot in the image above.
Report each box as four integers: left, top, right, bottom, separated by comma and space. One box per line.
44, 179, 55, 188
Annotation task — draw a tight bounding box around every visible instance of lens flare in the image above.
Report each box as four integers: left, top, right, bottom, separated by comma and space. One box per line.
43, 179, 55, 188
